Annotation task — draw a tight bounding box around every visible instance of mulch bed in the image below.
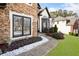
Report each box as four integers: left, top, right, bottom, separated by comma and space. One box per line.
0, 37, 42, 54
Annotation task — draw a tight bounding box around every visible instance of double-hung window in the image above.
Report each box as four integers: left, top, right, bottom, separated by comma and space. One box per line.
13, 14, 31, 37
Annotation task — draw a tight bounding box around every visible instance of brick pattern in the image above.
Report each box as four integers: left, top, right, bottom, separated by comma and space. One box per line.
0, 3, 38, 44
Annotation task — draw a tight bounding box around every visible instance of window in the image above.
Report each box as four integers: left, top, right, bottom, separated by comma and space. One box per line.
23, 17, 31, 35
13, 14, 31, 37
13, 15, 22, 37
66, 20, 70, 24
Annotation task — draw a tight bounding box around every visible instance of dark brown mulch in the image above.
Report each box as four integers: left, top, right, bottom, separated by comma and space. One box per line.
0, 37, 42, 54
46, 33, 52, 36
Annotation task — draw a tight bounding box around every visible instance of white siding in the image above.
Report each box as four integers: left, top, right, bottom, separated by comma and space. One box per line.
53, 20, 71, 34
39, 9, 49, 32
41, 9, 49, 18
49, 18, 53, 28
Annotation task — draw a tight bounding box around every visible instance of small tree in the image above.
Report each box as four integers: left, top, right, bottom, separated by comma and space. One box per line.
54, 25, 58, 32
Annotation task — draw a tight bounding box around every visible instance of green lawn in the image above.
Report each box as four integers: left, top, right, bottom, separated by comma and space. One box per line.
47, 35, 79, 56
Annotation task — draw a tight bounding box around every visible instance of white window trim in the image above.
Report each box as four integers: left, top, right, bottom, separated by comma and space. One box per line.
9, 11, 33, 41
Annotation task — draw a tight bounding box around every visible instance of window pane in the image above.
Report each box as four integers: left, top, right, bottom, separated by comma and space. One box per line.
23, 17, 31, 35
13, 15, 22, 37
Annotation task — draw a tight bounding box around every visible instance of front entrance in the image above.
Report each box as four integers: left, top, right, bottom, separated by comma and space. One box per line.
42, 18, 49, 32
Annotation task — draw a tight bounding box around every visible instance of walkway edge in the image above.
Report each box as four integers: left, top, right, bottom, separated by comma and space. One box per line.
43, 41, 59, 56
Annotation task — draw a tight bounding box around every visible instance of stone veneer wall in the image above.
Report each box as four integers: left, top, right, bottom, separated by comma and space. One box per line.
0, 3, 38, 44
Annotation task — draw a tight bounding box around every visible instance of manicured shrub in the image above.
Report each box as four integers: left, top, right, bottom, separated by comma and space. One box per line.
49, 25, 58, 33
69, 32, 78, 36
69, 32, 73, 35
75, 33, 78, 36
54, 25, 58, 33
73, 33, 78, 36
52, 32, 64, 39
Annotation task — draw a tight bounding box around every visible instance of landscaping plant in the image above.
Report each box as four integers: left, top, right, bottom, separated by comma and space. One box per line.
54, 25, 58, 33
69, 32, 78, 36
52, 32, 64, 39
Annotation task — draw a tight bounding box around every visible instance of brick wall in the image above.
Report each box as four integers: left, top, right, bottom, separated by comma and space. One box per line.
0, 3, 38, 44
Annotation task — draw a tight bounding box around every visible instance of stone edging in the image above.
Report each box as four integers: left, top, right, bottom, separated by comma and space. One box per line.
0, 36, 49, 56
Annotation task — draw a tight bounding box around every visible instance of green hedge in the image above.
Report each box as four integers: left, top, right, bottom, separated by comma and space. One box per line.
52, 32, 64, 39
49, 25, 58, 33
69, 32, 78, 36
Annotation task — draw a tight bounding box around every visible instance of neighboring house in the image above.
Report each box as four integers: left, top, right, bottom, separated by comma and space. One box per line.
0, 3, 38, 44
38, 7, 52, 32
53, 16, 78, 34
73, 19, 79, 34
66, 16, 79, 34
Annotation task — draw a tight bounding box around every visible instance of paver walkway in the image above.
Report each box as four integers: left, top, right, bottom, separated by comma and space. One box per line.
17, 33, 58, 56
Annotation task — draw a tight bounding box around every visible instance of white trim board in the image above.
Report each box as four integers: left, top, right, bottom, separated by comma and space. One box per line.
0, 36, 49, 56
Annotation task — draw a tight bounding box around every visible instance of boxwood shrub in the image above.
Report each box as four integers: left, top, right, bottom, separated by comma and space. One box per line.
52, 32, 64, 39
69, 32, 78, 36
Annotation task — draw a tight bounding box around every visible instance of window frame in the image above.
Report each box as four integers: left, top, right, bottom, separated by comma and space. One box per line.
66, 20, 70, 24
12, 14, 31, 38
23, 17, 31, 36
